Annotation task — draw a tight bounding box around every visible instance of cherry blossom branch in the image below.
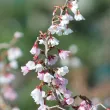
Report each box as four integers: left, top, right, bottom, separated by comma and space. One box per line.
21, 0, 108, 110
44, 37, 49, 65
43, 1, 69, 109
0, 31, 23, 110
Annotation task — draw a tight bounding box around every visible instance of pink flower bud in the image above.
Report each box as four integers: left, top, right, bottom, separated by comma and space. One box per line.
58, 49, 70, 59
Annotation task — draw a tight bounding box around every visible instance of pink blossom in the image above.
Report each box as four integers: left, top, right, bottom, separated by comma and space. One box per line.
30, 43, 40, 55
68, 0, 78, 14
57, 66, 69, 76
57, 76, 68, 86
43, 72, 54, 83
58, 49, 70, 59
5, 73, 15, 81
26, 61, 36, 70
3, 86, 17, 101
21, 66, 29, 75
64, 90, 72, 98
48, 54, 58, 65
78, 101, 91, 110
58, 85, 67, 94
9, 60, 18, 69
66, 97, 74, 105
60, 13, 73, 26
61, 13, 73, 21
7, 47, 22, 61
35, 64, 43, 72
31, 88, 45, 105
48, 25, 57, 35
14, 31, 23, 39
63, 28, 73, 35
69, 44, 78, 54
48, 37, 59, 47
52, 78, 61, 86
37, 71, 45, 80
74, 10, 85, 21
0, 73, 15, 84
48, 25, 66, 36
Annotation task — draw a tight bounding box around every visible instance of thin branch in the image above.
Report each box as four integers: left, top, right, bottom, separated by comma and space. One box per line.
64, 0, 69, 7
0, 43, 10, 49
90, 103, 107, 110
0, 37, 18, 50
48, 105, 66, 110
44, 37, 49, 65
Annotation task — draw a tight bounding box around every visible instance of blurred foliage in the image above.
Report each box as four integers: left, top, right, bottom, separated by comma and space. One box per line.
0, 0, 110, 109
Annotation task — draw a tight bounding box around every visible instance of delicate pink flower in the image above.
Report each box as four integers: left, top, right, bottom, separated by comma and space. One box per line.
9, 60, 18, 69
48, 37, 59, 47
7, 47, 22, 61
56, 25, 66, 36
3, 86, 17, 101
61, 13, 73, 21
43, 72, 54, 83
48, 25, 57, 34
64, 90, 72, 98
58, 49, 70, 59
35, 64, 43, 72
31, 88, 45, 105
26, 61, 36, 70
0, 73, 15, 84
53, 75, 68, 87
57, 66, 69, 76
48, 54, 58, 65
69, 44, 78, 54
30, 43, 40, 55
63, 28, 73, 35
14, 31, 23, 39
21, 66, 29, 75
60, 20, 69, 26
66, 97, 74, 105
68, 0, 78, 14
58, 85, 66, 94
5, 73, 15, 81
39, 39, 45, 45
59, 77, 68, 86
78, 101, 91, 110
37, 71, 45, 80
52, 78, 61, 86
48, 25, 66, 36
74, 10, 85, 21
60, 13, 73, 26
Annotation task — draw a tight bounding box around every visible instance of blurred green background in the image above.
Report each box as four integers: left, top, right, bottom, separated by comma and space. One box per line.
0, 0, 110, 109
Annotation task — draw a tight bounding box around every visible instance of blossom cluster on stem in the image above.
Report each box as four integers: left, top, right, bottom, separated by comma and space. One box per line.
0, 31, 23, 110
21, 0, 109, 110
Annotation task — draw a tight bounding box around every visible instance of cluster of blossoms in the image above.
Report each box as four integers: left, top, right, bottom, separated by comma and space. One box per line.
21, 0, 109, 110
0, 32, 23, 110
48, 0, 85, 36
